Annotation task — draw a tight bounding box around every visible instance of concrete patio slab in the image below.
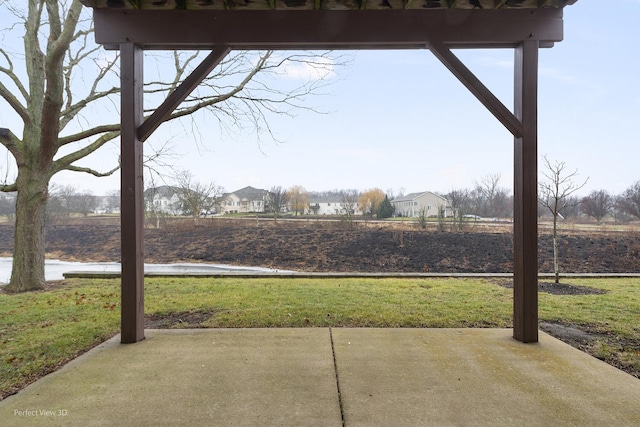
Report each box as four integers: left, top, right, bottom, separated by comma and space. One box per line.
0, 329, 342, 427
2, 328, 640, 426
332, 328, 640, 426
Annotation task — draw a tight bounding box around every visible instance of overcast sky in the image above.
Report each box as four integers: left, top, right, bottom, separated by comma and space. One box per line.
1, 1, 639, 197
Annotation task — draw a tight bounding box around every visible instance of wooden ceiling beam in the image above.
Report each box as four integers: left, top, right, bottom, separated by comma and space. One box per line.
93, 8, 563, 50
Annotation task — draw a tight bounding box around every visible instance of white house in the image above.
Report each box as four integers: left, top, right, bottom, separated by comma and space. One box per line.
391, 191, 450, 218
307, 195, 363, 216
219, 186, 268, 214
144, 186, 181, 215
93, 195, 120, 214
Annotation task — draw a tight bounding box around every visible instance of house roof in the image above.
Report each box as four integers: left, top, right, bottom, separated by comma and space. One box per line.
309, 196, 344, 204
143, 185, 178, 198
228, 186, 267, 201
392, 191, 447, 203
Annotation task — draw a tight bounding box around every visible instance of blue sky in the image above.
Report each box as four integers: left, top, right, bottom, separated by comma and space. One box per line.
2, 1, 639, 197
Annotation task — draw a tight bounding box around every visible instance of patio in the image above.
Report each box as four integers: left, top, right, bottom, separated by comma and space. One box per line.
2, 328, 639, 426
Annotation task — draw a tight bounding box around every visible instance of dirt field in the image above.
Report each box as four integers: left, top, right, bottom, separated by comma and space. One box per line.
0, 216, 639, 273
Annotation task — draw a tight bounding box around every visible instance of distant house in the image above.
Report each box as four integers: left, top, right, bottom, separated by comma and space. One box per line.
220, 186, 269, 214
306, 195, 363, 216
93, 195, 120, 215
144, 186, 181, 215
391, 191, 451, 218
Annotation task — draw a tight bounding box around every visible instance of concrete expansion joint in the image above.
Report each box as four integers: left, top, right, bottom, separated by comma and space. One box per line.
329, 327, 346, 427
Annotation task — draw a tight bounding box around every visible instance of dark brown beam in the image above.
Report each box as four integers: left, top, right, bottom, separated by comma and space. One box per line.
429, 41, 524, 138
93, 9, 563, 50
120, 43, 145, 344
513, 40, 539, 343
138, 46, 231, 142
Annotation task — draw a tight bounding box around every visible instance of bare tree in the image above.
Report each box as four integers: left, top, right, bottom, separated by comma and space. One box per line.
0, 1, 345, 292
581, 190, 612, 224
539, 155, 588, 283
104, 189, 120, 214
46, 184, 74, 224
266, 186, 289, 220
471, 173, 512, 218
174, 171, 224, 220
618, 181, 640, 221
560, 195, 582, 220
446, 188, 472, 231
417, 207, 429, 229
73, 190, 98, 217
340, 189, 360, 226
52, 185, 96, 218
386, 187, 405, 201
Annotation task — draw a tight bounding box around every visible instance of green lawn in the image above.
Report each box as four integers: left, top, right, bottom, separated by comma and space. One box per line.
1, 277, 638, 399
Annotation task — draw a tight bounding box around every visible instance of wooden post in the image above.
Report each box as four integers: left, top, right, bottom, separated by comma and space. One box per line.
513, 40, 539, 343
120, 43, 145, 344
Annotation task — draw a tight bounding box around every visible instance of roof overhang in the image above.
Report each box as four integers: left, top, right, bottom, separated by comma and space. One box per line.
89, 8, 565, 51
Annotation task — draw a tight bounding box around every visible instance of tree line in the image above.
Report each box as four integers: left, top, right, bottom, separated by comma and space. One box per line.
3, 174, 638, 225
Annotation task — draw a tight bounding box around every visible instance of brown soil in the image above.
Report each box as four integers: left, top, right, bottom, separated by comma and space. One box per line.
1, 216, 638, 274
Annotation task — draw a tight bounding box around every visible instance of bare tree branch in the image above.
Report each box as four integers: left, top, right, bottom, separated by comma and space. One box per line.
60, 44, 119, 131
45, 0, 82, 66
0, 127, 23, 163
52, 130, 120, 174
0, 182, 18, 192
539, 155, 588, 215
60, 86, 120, 132
0, 79, 30, 125
59, 123, 120, 146
64, 164, 119, 178
0, 48, 30, 101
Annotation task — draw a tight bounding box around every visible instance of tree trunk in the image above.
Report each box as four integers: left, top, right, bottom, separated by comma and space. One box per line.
7, 170, 49, 292
553, 213, 559, 284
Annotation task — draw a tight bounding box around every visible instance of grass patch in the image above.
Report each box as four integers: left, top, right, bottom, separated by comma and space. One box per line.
144, 277, 512, 328
1, 277, 639, 400
539, 279, 640, 338
0, 282, 120, 399
538, 278, 640, 375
